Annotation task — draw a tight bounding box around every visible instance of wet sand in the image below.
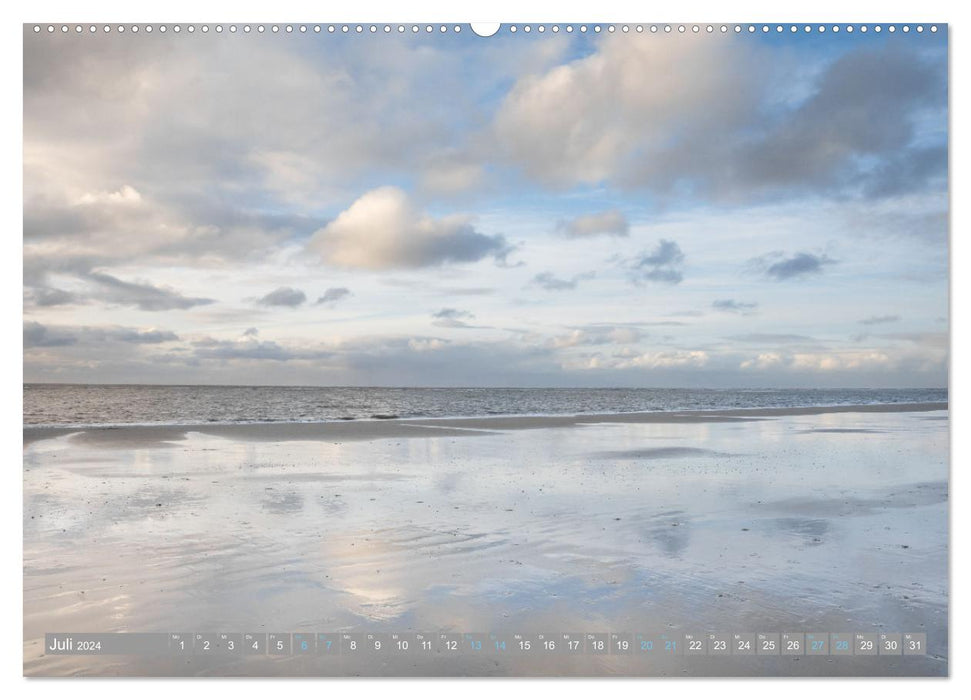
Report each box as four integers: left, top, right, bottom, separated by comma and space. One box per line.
23, 404, 948, 676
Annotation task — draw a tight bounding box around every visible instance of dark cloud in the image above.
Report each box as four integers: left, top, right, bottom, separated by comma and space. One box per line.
639, 240, 684, 267
191, 336, 331, 362
23, 321, 76, 347
24, 321, 179, 348
409, 226, 510, 269
316, 287, 351, 306
83, 271, 215, 310
712, 299, 758, 314
766, 254, 835, 280
531, 271, 595, 291
732, 47, 945, 198
860, 315, 901, 326
106, 328, 180, 344
625, 240, 685, 285
431, 308, 481, 329
749, 252, 836, 281
862, 146, 948, 200
26, 287, 80, 307
433, 308, 473, 320
257, 287, 307, 307
23, 261, 214, 311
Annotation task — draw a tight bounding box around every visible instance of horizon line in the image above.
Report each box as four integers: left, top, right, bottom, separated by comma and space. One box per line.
22, 381, 949, 391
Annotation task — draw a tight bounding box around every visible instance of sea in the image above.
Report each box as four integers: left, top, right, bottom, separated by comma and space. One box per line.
22, 384, 948, 428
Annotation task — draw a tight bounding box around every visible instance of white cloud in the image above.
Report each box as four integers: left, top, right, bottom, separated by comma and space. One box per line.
494, 34, 748, 187
550, 330, 587, 349
308, 186, 508, 270
76, 185, 142, 206
564, 350, 709, 371
408, 338, 448, 352
741, 350, 895, 372
616, 350, 710, 370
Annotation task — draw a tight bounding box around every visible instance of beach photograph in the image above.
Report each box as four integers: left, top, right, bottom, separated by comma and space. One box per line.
22, 22, 948, 677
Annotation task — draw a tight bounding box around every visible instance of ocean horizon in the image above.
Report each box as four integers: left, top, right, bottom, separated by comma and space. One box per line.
23, 384, 949, 428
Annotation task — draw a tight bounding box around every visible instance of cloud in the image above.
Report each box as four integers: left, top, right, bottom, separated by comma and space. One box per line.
860, 315, 901, 326
494, 36, 945, 201
105, 328, 179, 344
24, 321, 179, 348
25, 34, 549, 293
550, 325, 645, 348
24, 319, 946, 388
531, 271, 595, 291
316, 287, 351, 306
23, 33, 512, 214
20, 33, 948, 391
740, 350, 895, 372
625, 239, 685, 284
76, 185, 143, 206
407, 337, 449, 352
432, 308, 478, 329
191, 335, 330, 362
565, 350, 709, 371
712, 299, 758, 314
862, 146, 947, 200
23, 321, 75, 347
23, 179, 313, 278
556, 210, 629, 238
749, 252, 836, 281
494, 34, 750, 187
26, 287, 81, 307
83, 271, 214, 310
308, 187, 508, 270
257, 287, 307, 307
732, 47, 946, 198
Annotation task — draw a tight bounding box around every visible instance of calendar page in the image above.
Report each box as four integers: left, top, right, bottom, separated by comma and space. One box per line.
23, 21, 948, 677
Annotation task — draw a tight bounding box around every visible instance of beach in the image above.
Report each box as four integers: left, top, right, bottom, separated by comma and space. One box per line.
23, 403, 949, 676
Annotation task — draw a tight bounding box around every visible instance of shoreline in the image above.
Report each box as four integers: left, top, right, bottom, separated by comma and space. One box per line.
23, 401, 948, 447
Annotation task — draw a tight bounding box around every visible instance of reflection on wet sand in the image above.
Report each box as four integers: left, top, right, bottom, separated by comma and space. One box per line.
23, 407, 948, 676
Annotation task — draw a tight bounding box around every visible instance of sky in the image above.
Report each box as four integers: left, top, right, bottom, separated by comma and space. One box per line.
23, 25, 948, 388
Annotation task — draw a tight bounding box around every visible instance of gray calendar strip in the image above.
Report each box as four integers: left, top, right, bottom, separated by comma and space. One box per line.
44, 632, 927, 656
